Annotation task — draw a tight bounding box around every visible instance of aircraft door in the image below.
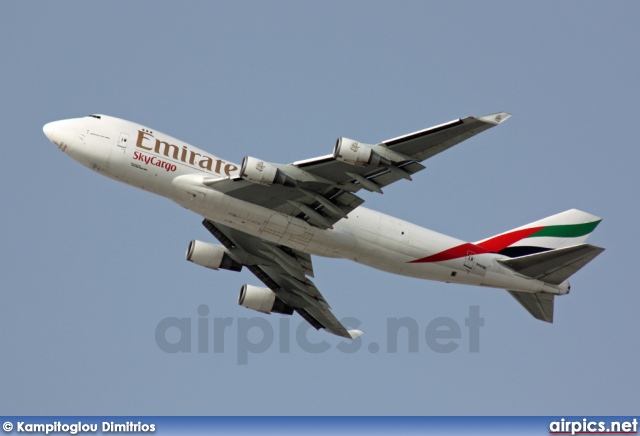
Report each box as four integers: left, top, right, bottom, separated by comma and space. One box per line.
117, 133, 130, 153
463, 251, 476, 270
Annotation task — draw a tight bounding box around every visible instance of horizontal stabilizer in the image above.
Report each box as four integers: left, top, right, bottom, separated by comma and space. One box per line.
498, 244, 605, 285
508, 291, 555, 323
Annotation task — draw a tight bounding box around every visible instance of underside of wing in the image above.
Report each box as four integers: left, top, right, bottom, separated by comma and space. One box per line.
294, 112, 510, 186
207, 176, 364, 229
202, 219, 359, 339
202, 112, 510, 230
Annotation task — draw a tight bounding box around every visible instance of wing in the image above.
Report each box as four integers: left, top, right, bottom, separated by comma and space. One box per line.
208, 112, 511, 229
202, 219, 362, 339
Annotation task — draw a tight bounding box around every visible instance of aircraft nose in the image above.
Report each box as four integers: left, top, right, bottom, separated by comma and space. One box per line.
43, 119, 81, 152
43, 121, 57, 142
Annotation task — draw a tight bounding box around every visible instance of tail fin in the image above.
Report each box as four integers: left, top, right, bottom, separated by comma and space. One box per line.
479, 210, 604, 324
475, 209, 602, 258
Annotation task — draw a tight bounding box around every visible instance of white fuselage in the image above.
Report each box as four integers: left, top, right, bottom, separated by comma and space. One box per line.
43, 115, 567, 296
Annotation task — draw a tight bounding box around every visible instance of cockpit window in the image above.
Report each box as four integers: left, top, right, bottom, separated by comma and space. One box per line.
88, 114, 101, 119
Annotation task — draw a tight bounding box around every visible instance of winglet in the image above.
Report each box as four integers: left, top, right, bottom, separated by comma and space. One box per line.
348, 329, 364, 339
477, 112, 511, 125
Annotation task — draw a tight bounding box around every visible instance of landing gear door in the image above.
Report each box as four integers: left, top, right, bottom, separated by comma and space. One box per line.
117, 133, 130, 153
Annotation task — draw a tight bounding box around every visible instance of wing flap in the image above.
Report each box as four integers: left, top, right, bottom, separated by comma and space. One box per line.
498, 244, 605, 285
207, 176, 364, 229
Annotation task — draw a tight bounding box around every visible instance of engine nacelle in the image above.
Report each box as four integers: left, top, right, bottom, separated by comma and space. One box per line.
238, 284, 294, 315
239, 156, 295, 187
186, 240, 242, 271
333, 137, 388, 167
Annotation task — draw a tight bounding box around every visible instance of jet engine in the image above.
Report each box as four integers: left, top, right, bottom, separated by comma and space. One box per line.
238, 284, 294, 315
186, 240, 242, 271
239, 156, 295, 187
333, 137, 389, 167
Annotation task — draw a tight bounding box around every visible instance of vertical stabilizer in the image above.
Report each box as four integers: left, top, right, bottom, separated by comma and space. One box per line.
476, 209, 602, 258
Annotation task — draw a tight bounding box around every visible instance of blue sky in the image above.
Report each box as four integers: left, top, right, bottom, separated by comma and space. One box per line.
1, 1, 638, 415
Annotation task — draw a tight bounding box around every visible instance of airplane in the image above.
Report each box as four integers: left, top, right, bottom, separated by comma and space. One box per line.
43, 112, 604, 339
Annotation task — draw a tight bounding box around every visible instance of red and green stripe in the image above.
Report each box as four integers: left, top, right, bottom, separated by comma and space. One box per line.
409, 220, 601, 263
